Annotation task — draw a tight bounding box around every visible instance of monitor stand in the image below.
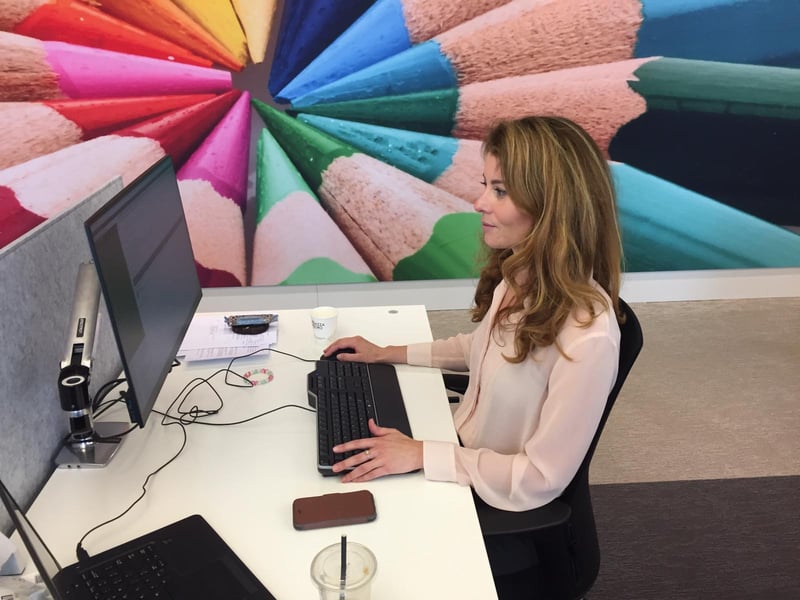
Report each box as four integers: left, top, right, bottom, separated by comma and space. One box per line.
55, 421, 130, 468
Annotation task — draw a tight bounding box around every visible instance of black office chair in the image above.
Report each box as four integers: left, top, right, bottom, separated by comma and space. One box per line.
443, 298, 643, 600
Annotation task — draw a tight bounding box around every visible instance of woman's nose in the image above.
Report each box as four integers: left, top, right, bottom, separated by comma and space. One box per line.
474, 188, 489, 213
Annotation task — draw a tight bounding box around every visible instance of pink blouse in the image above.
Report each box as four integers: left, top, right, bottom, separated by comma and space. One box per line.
406, 279, 620, 511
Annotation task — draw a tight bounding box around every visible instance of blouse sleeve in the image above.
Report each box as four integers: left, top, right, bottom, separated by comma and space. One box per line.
406, 332, 473, 372
424, 333, 619, 511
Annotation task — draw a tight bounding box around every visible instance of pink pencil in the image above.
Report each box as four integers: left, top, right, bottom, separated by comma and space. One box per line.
0, 31, 231, 101
177, 91, 252, 287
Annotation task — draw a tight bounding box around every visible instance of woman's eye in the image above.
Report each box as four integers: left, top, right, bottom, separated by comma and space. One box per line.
494, 187, 507, 198
480, 178, 487, 187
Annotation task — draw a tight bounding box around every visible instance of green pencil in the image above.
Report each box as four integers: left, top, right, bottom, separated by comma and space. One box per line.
252, 100, 482, 281
252, 126, 376, 285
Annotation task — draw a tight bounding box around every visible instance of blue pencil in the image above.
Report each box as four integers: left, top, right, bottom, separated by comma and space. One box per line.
268, 0, 375, 99
290, 0, 800, 107
275, 0, 512, 103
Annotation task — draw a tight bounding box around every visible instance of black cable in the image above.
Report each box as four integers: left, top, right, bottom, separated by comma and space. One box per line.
76, 419, 187, 561
91, 378, 126, 412
75, 346, 317, 560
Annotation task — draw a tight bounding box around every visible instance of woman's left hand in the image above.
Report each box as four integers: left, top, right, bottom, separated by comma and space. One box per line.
331, 419, 423, 483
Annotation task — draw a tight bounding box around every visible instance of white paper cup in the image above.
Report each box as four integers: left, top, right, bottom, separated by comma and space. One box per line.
310, 306, 338, 340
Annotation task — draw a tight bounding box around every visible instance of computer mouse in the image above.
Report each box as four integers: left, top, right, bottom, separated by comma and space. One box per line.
320, 347, 356, 361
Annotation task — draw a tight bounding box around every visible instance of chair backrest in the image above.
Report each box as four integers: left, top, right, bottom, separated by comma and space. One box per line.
543, 298, 643, 598
567, 297, 644, 497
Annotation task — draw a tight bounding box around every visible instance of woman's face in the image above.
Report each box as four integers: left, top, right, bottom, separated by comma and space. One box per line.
474, 154, 534, 252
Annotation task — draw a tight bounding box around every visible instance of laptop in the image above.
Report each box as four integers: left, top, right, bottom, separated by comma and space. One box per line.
0, 478, 275, 599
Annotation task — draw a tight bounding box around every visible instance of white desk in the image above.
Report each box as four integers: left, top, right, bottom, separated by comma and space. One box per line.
27, 305, 497, 599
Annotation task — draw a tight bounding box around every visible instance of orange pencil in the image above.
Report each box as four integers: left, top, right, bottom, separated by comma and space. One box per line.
0, 93, 216, 169
86, 0, 244, 70
0, 0, 211, 66
0, 91, 240, 248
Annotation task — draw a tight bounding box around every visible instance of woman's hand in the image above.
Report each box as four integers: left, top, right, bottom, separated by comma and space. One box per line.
322, 336, 407, 364
331, 419, 423, 483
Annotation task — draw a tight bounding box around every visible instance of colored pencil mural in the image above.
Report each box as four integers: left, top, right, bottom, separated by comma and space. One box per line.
177, 90, 251, 287
1, 0, 798, 286
252, 126, 376, 285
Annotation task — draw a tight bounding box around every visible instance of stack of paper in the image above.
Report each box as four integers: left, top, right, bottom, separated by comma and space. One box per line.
178, 314, 277, 361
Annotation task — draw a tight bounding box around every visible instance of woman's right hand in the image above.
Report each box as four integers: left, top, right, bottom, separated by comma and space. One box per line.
322, 336, 406, 364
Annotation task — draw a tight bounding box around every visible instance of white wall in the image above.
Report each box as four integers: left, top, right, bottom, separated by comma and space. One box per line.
199, 268, 800, 312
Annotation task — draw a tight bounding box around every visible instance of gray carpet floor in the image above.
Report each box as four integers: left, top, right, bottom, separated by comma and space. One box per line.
427, 297, 800, 598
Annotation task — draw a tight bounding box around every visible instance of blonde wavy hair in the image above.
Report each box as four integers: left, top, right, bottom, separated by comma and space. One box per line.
472, 116, 624, 362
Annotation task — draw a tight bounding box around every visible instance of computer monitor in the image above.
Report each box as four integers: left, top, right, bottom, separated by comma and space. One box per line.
85, 156, 202, 428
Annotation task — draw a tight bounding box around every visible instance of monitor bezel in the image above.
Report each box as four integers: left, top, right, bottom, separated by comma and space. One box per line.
84, 156, 202, 427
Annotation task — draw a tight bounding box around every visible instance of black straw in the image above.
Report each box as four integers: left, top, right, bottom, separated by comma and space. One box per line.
340, 535, 347, 599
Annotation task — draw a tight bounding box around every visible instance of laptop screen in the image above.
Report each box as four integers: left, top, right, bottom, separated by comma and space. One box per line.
0, 479, 64, 600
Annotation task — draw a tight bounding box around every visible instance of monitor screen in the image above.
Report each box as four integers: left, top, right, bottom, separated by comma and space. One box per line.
85, 156, 201, 427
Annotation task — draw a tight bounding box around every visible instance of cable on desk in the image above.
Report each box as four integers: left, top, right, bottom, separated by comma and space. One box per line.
76, 418, 188, 562
75, 348, 317, 559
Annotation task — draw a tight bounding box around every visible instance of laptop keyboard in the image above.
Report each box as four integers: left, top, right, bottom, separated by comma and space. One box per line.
67, 543, 170, 599
309, 360, 378, 471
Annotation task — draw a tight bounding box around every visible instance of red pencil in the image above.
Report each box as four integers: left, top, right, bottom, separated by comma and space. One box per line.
1, 136, 167, 248
0, 90, 241, 248
0, 0, 211, 66
112, 90, 242, 169
0, 93, 216, 169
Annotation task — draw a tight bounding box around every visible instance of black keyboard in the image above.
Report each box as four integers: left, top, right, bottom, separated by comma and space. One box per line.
308, 360, 411, 476
69, 543, 169, 599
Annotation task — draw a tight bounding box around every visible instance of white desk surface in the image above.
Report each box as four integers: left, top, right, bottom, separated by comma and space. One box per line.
27, 304, 497, 599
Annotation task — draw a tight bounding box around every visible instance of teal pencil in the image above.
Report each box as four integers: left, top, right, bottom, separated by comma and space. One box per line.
252, 127, 376, 285
252, 100, 481, 282
297, 113, 483, 202
613, 162, 800, 271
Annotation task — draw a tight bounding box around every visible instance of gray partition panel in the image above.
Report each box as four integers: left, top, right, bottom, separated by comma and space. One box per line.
0, 178, 124, 535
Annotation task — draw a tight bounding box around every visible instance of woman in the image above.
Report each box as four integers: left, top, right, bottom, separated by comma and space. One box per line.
324, 115, 623, 514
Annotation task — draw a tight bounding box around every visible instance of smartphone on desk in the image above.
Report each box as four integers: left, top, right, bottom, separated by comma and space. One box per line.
292, 490, 377, 530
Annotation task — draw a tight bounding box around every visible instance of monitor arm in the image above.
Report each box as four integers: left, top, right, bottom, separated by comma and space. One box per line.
58, 262, 100, 437
55, 263, 129, 468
